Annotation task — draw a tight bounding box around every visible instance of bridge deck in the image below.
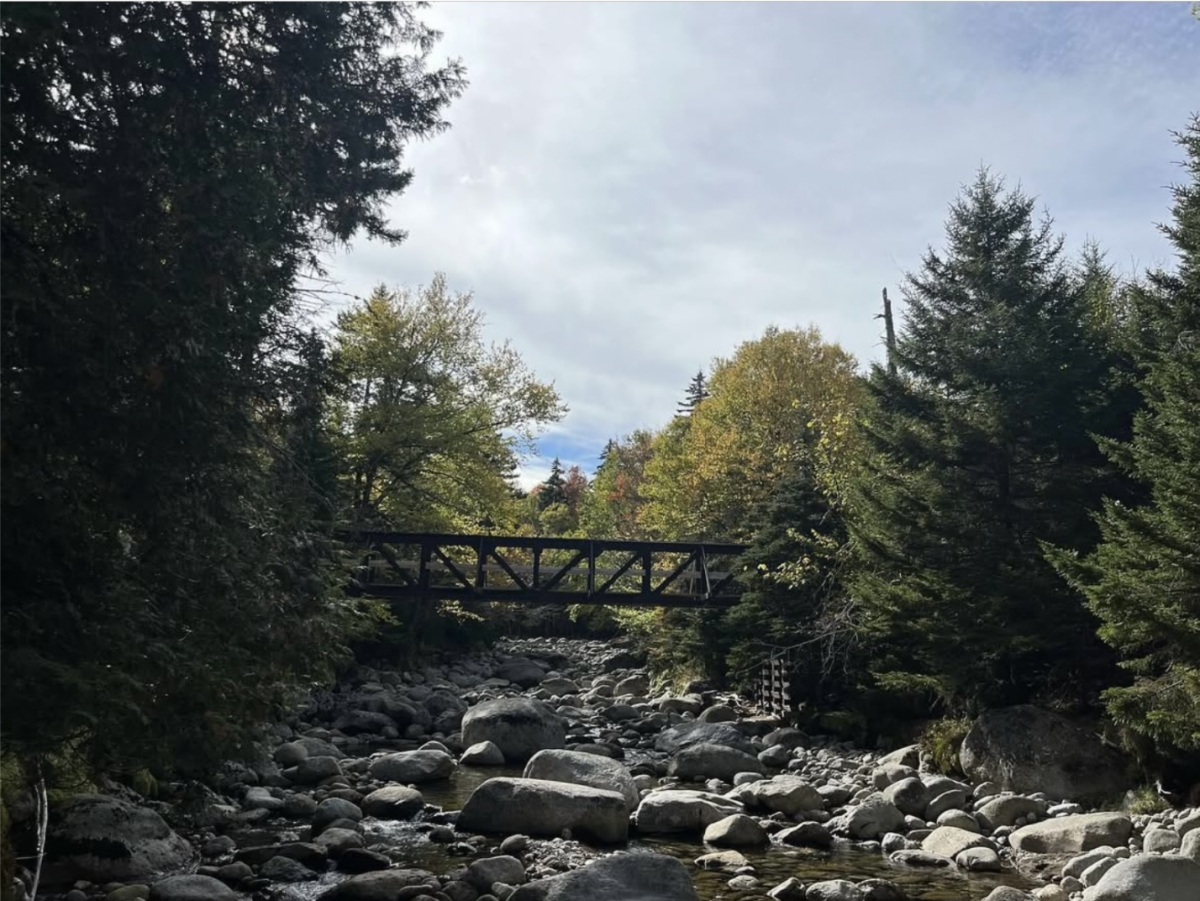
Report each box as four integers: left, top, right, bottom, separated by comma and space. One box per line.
339, 531, 748, 607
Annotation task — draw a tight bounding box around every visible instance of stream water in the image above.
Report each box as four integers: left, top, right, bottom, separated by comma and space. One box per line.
278, 764, 1041, 901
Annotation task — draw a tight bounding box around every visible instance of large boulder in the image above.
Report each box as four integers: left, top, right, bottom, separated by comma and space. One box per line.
509, 852, 699, 901
45, 795, 197, 884
634, 790, 744, 835
461, 698, 566, 764
361, 785, 424, 820
523, 749, 640, 811
836, 794, 906, 840
457, 777, 629, 843
921, 826, 994, 859
1009, 813, 1133, 854
959, 706, 1129, 803
745, 776, 824, 816
667, 742, 764, 782
367, 749, 456, 784
1082, 855, 1200, 901
654, 722, 751, 754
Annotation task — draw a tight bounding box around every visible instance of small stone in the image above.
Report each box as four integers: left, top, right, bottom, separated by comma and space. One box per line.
499, 834, 529, 855
767, 876, 806, 900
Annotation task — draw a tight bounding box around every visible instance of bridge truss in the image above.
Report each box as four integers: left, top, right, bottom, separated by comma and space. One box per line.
340, 531, 748, 607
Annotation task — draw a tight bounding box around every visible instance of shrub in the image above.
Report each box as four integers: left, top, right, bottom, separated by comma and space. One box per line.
921, 716, 973, 775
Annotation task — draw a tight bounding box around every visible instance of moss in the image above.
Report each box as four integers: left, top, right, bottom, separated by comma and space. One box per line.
920, 716, 973, 775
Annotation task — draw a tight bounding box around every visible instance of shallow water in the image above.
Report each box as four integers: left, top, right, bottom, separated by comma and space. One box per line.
352, 764, 1041, 901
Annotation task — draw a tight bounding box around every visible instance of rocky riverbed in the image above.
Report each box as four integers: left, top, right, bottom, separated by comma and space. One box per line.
15, 638, 1200, 901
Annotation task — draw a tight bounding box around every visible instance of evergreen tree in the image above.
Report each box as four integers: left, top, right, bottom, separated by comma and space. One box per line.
538, 457, 568, 511
846, 171, 1130, 714
677, 369, 711, 415
1050, 119, 1200, 756
725, 465, 845, 705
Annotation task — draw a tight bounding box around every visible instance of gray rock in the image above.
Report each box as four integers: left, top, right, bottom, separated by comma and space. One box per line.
925, 789, 969, 820
747, 776, 824, 816
776, 821, 833, 849
461, 741, 507, 766
1065, 849, 1118, 879
312, 828, 363, 857
697, 705, 738, 724
878, 745, 921, 769
316, 869, 437, 900
695, 849, 749, 871
668, 742, 764, 782
290, 756, 344, 785
467, 855, 527, 890
882, 777, 928, 818
1180, 828, 1200, 862
523, 749, 640, 811
260, 855, 318, 882
458, 777, 629, 843
872, 764, 918, 791
1142, 826, 1181, 853
148, 876, 238, 901
702, 814, 768, 847
314, 797, 363, 831
889, 850, 953, 868
858, 878, 908, 901
959, 706, 1129, 803
921, 825, 994, 859
336, 848, 392, 874
1081, 857, 1121, 887
1082, 854, 1200, 900
767, 876, 806, 900
976, 794, 1045, 830
839, 794, 906, 840
496, 659, 546, 688
274, 742, 309, 767
1009, 813, 1132, 854
461, 698, 566, 764
367, 749, 456, 783
332, 710, 396, 736
956, 846, 1002, 871
46, 795, 197, 884
615, 675, 650, 696
361, 785, 424, 820
980, 889, 1032, 901
654, 722, 750, 754
634, 789, 744, 835
508, 852, 699, 901
805, 880, 865, 901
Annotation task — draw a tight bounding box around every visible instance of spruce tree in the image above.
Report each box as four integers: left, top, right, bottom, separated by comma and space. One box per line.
677, 369, 711, 415
1050, 119, 1200, 755
538, 457, 568, 511
847, 171, 1129, 714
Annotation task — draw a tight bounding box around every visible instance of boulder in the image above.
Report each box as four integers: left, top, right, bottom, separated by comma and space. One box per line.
703, 814, 768, 847
367, 749, 455, 784
457, 777, 629, 843
697, 705, 738, 723
495, 658, 546, 688
634, 790, 743, 835
838, 794, 906, 840
921, 825, 994, 859
615, 674, 650, 696
654, 722, 750, 754
746, 776, 824, 816
1082, 855, 1200, 901
668, 742, 764, 782
361, 785, 424, 820
1009, 813, 1133, 854
508, 852, 699, 901
46, 795, 197, 884
976, 794, 1045, 830
881, 777, 928, 817
290, 756, 344, 785
313, 797, 362, 831
331, 710, 395, 735
523, 749, 640, 811
317, 869, 437, 901
461, 698, 566, 764
805, 881, 865, 901
467, 855, 527, 890
776, 821, 834, 849
148, 876, 237, 901
959, 706, 1129, 803
461, 740, 507, 766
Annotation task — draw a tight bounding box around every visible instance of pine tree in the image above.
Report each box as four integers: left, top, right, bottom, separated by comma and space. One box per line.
847, 170, 1130, 714
677, 369, 711, 415
1050, 118, 1200, 756
538, 457, 568, 511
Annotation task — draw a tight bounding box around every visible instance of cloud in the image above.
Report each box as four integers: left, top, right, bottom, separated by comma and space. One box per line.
323, 2, 1199, 486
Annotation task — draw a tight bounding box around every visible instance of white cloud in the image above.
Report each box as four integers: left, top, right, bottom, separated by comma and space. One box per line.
323, 2, 1199, 484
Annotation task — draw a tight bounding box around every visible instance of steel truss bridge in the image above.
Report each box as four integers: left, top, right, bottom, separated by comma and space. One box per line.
340, 531, 748, 608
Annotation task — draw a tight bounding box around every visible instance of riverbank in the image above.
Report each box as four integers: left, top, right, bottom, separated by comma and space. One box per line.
13, 638, 1199, 901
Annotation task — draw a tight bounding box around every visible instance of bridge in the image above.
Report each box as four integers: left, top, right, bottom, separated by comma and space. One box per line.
340, 531, 748, 607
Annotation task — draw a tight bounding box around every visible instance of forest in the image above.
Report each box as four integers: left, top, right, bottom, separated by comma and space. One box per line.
1, 0, 1197, 828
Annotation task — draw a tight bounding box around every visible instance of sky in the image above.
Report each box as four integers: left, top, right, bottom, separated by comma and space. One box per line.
326, 2, 1200, 490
